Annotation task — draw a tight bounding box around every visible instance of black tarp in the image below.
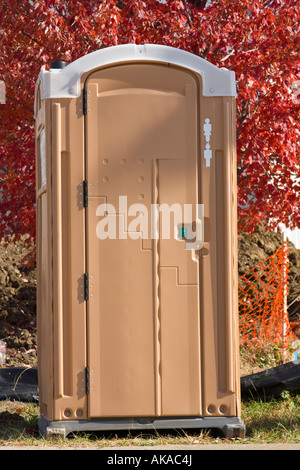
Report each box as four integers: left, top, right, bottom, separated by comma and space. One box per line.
241, 360, 300, 400
0, 367, 38, 402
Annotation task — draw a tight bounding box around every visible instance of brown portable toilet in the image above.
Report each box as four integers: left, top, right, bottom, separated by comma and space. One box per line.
34, 44, 245, 439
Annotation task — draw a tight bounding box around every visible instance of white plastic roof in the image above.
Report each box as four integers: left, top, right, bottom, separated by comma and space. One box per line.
36, 44, 236, 101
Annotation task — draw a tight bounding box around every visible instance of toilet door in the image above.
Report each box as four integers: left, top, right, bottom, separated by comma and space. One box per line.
85, 63, 202, 418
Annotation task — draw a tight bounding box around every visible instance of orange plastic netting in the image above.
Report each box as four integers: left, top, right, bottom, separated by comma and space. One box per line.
238, 242, 295, 354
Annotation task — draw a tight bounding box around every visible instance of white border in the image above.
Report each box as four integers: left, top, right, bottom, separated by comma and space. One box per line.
35, 44, 236, 105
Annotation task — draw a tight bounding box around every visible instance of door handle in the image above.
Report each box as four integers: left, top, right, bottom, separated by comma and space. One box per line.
178, 219, 204, 251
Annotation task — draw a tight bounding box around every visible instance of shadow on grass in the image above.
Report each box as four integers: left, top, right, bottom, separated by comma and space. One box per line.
0, 410, 38, 440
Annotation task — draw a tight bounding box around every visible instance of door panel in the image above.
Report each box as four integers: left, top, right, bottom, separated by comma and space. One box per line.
87, 198, 155, 417
85, 64, 201, 417
158, 159, 201, 415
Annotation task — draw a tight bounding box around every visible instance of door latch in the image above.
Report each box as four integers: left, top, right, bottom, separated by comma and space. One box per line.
178, 221, 203, 250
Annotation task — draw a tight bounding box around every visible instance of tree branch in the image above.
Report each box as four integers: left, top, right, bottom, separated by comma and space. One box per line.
237, 100, 249, 138
22, 31, 47, 50
183, 0, 193, 28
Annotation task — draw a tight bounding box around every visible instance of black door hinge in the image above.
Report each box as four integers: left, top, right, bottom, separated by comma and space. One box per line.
83, 88, 87, 115
83, 180, 88, 207
85, 366, 90, 394
84, 272, 89, 301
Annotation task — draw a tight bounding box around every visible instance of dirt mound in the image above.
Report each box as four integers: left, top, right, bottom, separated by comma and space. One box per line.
0, 229, 299, 369
0, 237, 37, 368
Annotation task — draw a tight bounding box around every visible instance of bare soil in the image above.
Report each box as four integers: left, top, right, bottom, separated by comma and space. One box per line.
0, 237, 37, 368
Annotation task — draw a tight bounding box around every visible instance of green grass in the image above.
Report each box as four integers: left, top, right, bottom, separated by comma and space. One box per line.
1, 393, 300, 447
242, 391, 300, 444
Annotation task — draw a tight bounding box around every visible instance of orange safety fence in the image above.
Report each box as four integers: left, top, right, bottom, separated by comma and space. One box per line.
239, 242, 295, 355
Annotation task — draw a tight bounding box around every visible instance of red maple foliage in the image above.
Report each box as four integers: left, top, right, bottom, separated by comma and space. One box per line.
0, 0, 299, 249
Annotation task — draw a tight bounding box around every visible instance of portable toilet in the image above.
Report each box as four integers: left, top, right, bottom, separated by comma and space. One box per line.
34, 44, 245, 439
